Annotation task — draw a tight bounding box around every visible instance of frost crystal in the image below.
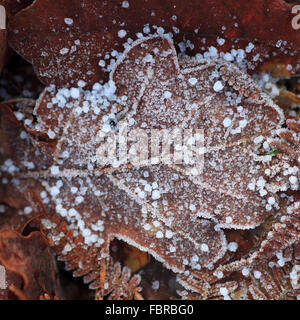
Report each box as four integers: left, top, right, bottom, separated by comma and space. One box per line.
213, 81, 224, 92
118, 29, 127, 38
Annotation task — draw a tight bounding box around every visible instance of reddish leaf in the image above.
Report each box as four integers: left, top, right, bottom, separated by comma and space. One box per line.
1, 36, 293, 292
0, 230, 64, 299
0, 29, 6, 72
7, 0, 300, 88
0, 0, 33, 18
0, 0, 33, 72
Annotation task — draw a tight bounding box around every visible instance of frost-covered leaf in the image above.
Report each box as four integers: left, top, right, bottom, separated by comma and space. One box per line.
95, 258, 142, 300
0, 36, 290, 292
248, 202, 300, 268
178, 279, 238, 300
7, 0, 300, 88
247, 264, 300, 300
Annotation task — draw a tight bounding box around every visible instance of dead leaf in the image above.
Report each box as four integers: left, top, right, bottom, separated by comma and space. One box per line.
1, 36, 294, 297
0, 230, 64, 299
7, 0, 300, 88
0, 29, 6, 72
275, 89, 300, 109
0, 0, 34, 72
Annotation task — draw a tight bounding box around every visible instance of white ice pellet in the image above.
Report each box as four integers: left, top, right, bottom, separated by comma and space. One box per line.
70, 87, 80, 99
153, 220, 160, 227
122, 1, 129, 8
163, 91, 172, 99
191, 255, 199, 262
63, 243, 72, 253
289, 176, 298, 184
217, 38, 225, 46
144, 184, 152, 192
143, 223, 151, 231
200, 243, 209, 252
239, 119, 247, 128
47, 129, 55, 139
64, 18, 73, 25
228, 242, 238, 252
77, 80, 86, 87
50, 166, 59, 175
208, 46, 218, 57
245, 42, 254, 53
213, 81, 224, 92
152, 182, 158, 189
165, 230, 173, 239
189, 204, 196, 211
24, 206, 32, 214
156, 27, 165, 35
259, 189, 267, 197
188, 77, 198, 85
152, 190, 161, 200
169, 245, 176, 253
118, 29, 127, 38
257, 178, 266, 188
215, 271, 224, 279
75, 196, 84, 204
20, 131, 27, 139
71, 187, 78, 194
156, 231, 163, 238
60, 48, 69, 55
50, 186, 59, 197
223, 117, 232, 128
248, 182, 255, 191
278, 259, 285, 267
152, 280, 160, 290
254, 270, 261, 279
68, 208, 78, 217
268, 197, 276, 205
223, 52, 234, 61
40, 191, 47, 199
225, 216, 233, 223
254, 136, 263, 144
219, 287, 228, 296
242, 268, 249, 276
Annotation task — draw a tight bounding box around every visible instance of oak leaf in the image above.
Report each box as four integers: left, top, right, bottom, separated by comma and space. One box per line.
0, 36, 295, 294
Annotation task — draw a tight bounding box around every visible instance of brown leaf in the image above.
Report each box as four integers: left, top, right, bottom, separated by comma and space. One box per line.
0, 0, 33, 18
0, 230, 64, 299
7, 0, 300, 88
0, 0, 34, 72
0, 29, 6, 72
275, 89, 300, 109
95, 257, 142, 300
1, 35, 292, 297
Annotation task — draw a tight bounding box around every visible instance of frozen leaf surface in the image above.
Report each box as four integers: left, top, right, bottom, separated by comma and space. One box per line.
7, 0, 300, 88
0, 36, 287, 287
